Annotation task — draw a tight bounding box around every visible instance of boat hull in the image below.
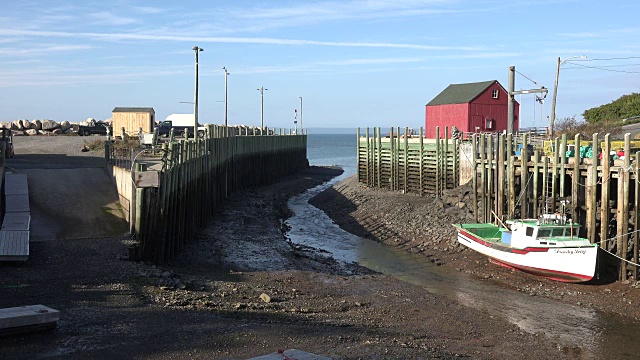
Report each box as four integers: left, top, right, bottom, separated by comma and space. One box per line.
456, 228, 598, 283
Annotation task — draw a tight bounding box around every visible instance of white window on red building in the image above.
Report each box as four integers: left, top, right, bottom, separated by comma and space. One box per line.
492, 89, 499, 99
485, 117, 494, 130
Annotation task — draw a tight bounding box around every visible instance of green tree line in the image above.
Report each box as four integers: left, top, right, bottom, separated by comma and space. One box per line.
583, 93, 640, 123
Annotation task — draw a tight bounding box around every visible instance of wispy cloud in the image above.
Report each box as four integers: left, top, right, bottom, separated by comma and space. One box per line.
0, 29, 488, 51
206, 0, 466, 33
89, 11, 137, 26
318, 57, 425, 66
0, 64, 188, 87
130, 6, 167, 15
0, 44, 94, 56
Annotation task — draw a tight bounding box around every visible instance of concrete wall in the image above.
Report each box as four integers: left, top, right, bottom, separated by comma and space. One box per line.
109, 164, 133, 232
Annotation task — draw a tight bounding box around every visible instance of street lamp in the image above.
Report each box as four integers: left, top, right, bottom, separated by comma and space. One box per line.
549, 55, 586, 137
192, 46, 204, 139
299, 96, 303, 131
257, 86, 268, 130
222, 66, 229, 126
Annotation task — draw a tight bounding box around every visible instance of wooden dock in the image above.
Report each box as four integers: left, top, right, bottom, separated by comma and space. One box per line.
248, 349, 331, 360
0, 305, 59, 336
357, 126, 458, 197
1, 173, 30, 262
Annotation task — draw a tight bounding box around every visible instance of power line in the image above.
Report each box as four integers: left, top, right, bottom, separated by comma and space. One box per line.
572, 56, 640, 62
564, 61, 640, 74
564, 63, 640, 70
514, 69, 542, 86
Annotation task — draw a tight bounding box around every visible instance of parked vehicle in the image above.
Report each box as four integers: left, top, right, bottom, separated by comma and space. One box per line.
156, 114, 206, 138
78, 120, 111, 136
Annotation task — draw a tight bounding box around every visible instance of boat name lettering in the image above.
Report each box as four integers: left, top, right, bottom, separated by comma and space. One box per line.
553, 249, 586, 255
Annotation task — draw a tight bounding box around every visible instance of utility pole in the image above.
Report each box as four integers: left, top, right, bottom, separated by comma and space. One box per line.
192, 46, 203, 139
507, 66, 515, 134
299, 96, 303, 131
549, 55, 586, 137
222, 67, 229, 126
549, 57, 561, 138
507, 65, 548, 135
257, 86, 268, 129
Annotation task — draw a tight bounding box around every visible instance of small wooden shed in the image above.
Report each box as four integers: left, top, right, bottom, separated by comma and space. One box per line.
112, 107, 155, 136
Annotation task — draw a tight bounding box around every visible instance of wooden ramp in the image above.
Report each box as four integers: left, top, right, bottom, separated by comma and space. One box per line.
0, 305, 59, 336
248, 349, 331, 360
1, 173, 30, 261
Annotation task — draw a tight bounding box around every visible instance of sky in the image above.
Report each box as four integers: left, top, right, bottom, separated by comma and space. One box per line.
1, 0, 639, 130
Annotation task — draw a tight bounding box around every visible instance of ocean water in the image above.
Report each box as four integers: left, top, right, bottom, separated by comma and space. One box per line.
306, 133, 357, 177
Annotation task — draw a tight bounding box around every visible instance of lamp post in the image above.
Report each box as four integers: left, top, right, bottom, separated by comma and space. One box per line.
192, 46, 204, 139
222, 66, 229, 126
299, 96, 303, 131
257, 86, 268, 130
549, 55, 586, 137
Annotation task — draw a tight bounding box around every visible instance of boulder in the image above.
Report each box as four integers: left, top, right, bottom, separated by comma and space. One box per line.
60, 120, 72, 131
42, 119, 60, 131
20, 119, 31, 129
12, 130, 24, 136
25, 129, 38, 136
52, 128, 63, 135
34, 119, 43, 130
0, 122, 9, 129
63, 128, 72, 134
12, 120, 23, 130
37, 130, 47, 135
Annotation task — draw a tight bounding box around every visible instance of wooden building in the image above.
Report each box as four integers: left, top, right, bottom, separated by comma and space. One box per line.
112, 107, 155, 136
425, 80, 519, 138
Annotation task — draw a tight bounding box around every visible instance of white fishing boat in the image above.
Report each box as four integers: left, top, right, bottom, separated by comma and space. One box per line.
453, 211, 598, 283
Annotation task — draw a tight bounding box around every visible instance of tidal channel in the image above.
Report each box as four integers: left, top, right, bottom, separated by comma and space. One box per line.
286, 175, 640, 359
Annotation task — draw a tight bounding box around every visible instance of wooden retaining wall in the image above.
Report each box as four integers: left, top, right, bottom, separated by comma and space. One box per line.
115, 126, 307, 264
357, 127, 458, 196
472, 132, 639, 281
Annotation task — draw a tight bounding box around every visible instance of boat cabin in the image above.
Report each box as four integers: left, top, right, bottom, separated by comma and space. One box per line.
504, 218, 588, 249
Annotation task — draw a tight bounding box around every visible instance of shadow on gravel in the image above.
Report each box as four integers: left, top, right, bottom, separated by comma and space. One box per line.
309, 186, 401, 244
6, 153, 106, 170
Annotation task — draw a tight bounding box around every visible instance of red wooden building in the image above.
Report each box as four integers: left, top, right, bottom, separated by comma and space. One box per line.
425, 80, 519, 138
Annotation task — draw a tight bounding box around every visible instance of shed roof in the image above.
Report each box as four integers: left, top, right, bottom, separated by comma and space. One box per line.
112, 107, 155, 113
426, 80, 497, 106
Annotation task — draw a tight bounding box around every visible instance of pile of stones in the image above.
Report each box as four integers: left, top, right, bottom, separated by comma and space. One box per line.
0, 118, 107, 136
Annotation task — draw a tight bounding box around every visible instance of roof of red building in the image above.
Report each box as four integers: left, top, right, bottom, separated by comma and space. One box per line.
426, 80, 497, 106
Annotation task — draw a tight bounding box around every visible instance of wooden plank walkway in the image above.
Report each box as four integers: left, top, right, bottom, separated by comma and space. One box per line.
0, 231, 29, 261
0, 305, 59, 336
248, 349, 331, 360
4, 173, 28, 195
1, 212, 30, 231
4, 194, 29, 213
1, 172, 30, 262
